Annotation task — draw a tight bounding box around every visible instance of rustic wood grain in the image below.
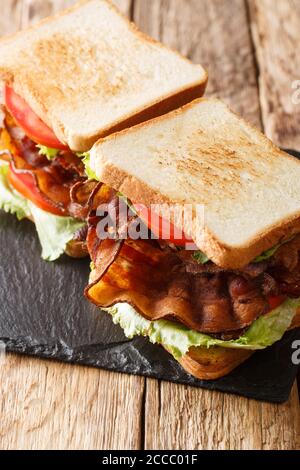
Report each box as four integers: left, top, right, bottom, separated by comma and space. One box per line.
249, 0, 300, 149
134, 0, 261, 127
1, 0, 300, 451
144, 380, 300, 450
134, 0, 300, 451
113, 0, 132, 16
249, 0, 300, 402
0, 0, 144, 451
0, 354, 144, 450
20, 0, 75, 27
261, 384, 300, 449
20, 0, 132, 26
0, 0, 23, 35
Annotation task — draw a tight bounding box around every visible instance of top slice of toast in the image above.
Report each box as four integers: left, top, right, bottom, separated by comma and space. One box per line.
90, 98, 300, 268
0, 0, 207, 151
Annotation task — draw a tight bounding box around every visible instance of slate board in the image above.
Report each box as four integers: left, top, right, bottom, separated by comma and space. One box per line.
0, 150, 300, 404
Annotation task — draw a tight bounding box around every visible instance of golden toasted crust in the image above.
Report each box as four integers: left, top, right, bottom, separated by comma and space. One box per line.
92, 97, 300, 269
88, 82, 207, 146
179, 347, 253, 381
97, 159, 300, 269
0, 0, 207, 151
178, 309, 300, 380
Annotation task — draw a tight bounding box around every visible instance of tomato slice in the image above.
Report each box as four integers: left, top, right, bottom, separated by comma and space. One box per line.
268, 295, 286, 311
7, 163, 65, 216
4, 86, 68, 151
133, 203, 194, 247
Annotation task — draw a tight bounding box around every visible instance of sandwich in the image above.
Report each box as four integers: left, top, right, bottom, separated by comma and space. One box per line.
79, 98, 300, 380
0, 0, 207, 261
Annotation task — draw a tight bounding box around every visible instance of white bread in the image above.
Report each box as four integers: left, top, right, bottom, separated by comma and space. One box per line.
0, 0, 207, 151
179, 308, 300, 380
179, 347, 253, 381
90, 98, 300, 269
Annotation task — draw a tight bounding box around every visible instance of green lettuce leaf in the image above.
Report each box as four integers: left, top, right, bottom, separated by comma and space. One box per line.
37, 145, 59, 160
0, 164, 85, 261
254, 245, 281, 263
81, 152, 98, 180
37, 147, 96, 180
254, 237, 295, 263
191, 241, 292, 266
0, 163, 31, 220
193, 251, 209, 264
194, 241, 290, 266
105, 298, 300, 360
27, 201, 85, 261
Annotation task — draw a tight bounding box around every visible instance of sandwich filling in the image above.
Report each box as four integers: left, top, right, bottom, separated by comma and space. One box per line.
105, 298, 300, 359
74, 181, 300, 352
0, 87, 87, 260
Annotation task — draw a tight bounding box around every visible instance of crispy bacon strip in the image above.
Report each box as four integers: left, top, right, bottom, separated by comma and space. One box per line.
86, 238, 268, 334
70, 180, 111, 220
1, 113, 85, 216
83, 187, 270, 335
0, 123, 13, 162
83, 185, 300, 335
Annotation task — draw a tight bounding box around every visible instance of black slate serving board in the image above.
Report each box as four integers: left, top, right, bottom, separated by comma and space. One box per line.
1, 150, 300, 404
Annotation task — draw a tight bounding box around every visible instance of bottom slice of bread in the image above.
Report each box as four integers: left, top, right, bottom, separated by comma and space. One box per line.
177, 309, 300, 380
179, 347, 253, 381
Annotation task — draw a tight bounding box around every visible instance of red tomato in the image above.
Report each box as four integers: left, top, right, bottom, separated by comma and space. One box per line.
268, 295, 286, 311
8, 163, 65, 216
4, 86, 68, 151
133, 203, 194, 247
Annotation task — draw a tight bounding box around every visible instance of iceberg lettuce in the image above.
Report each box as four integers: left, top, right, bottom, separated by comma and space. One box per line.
36, 145, 59, 160
81, 152, 98, 180
0, 163, 85, 261
0, 162, 31, 220
105, 298, 300, 360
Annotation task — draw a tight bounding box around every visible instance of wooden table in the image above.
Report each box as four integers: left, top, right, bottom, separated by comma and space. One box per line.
0, 0, 300, 450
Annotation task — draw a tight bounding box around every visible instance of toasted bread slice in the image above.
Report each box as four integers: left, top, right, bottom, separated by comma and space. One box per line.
179, 309, 300, 380
179, 347, 253, 381
90, 98, 300, 268
0, 0, 207, 152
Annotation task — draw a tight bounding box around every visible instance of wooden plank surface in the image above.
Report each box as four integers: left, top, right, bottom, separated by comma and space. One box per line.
249, 0, 300, 402
144, 380, 300, 450
134, 0, 261, 127
0, 0, 144, 451
0, 0, 299, 451
0, 355, 144, 450
249, 0, 300, 149
133, 0, 300, 450
20, 0, 75, 26
19, 0, 132, 23
0, 0, 23, 36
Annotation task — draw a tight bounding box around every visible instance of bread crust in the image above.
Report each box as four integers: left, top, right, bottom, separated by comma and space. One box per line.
92, 97, 300, 269
0, 0, 207, 152
178, 309, 300, 380
95, 159, 300, 269
0, 1, 90, 47
79, 82, 207, 150
179, 347, 253, 381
